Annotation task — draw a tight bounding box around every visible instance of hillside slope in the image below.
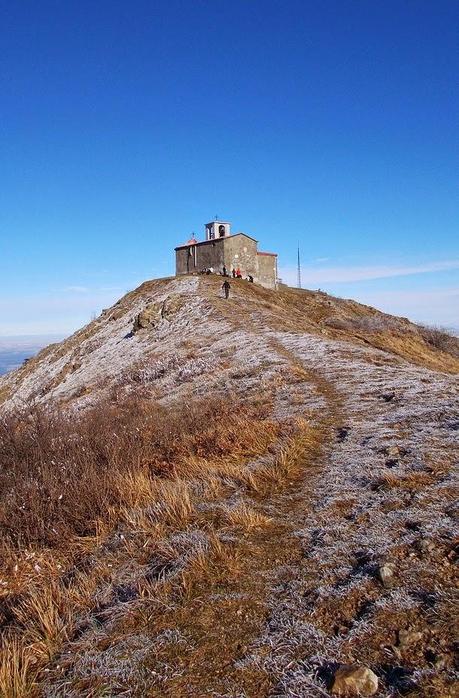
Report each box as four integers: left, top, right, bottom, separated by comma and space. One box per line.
1, 275, 458, 411
0, 276, 458, 697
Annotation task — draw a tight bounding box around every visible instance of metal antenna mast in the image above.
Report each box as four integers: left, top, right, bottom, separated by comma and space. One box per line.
297, 243, 302, 289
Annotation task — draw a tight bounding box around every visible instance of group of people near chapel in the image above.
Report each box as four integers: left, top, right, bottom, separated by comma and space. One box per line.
201, 264, 253, 283
198, 264, 254, 299
223, 264, 242, 279
201, 264, 250, 279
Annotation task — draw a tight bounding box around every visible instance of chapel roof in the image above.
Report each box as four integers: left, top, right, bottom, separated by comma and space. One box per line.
175, 231, 258, 250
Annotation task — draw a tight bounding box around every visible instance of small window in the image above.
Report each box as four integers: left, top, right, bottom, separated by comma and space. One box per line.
219, 225, 225, 237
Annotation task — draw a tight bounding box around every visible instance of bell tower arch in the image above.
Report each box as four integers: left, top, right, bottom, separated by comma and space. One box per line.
205, 220, 231, 241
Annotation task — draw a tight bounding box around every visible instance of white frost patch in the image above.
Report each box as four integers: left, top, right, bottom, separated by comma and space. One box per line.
238, 330, 458, 696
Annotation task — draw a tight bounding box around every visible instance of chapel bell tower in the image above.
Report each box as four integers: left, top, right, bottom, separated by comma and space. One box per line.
205, 220, 231, 241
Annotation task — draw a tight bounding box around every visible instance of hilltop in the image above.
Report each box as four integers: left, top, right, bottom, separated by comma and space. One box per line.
0, 276, 457, 697
1, 275, 458, 411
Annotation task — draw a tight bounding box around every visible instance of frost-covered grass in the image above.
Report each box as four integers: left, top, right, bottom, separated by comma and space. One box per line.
0, 276, 457, 696
0, 392, 280, 695
0, 276, 288, 414
234, 331, 459, 696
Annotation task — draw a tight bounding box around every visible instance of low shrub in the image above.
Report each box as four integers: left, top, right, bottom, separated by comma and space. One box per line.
419, 325, 459, 357
323, 314, 404, 333
0, 394, 270, 549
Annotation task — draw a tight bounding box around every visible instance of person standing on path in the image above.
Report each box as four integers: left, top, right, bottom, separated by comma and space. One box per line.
222, 280, 231, 299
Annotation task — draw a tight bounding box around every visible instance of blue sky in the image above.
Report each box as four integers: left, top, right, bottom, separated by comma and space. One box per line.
1, 0, 458, 336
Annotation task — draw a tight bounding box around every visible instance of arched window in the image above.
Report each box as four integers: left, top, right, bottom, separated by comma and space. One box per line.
219, 225, 225, 237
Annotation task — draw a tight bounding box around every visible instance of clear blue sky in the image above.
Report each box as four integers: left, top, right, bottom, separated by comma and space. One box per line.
1, 0, 458, 335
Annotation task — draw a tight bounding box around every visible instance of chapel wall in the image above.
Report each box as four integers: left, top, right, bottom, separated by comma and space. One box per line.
256, 253, 278, 289
223, 237, 258, 278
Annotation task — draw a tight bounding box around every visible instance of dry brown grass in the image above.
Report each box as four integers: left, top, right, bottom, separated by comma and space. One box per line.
0, 637, 36, 698
178, 531, 243, 600
223, 502, 272, 531
201, 275, 459, 373
124, 419, 328, 698
0, 390, 281, 693
0, 386, 11, 407
0, 396, 271, 548
15, 583, 70, 662
245, 420, 321, 491
418, 324, 459, 357
374, 471, 437, 492
0, 380, 324, 695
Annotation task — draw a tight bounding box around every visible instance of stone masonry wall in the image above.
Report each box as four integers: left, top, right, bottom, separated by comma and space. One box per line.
176, 239, 225, 275
223, 236, 258, 278
176, 234, 277, 289
257, 253, 278, 289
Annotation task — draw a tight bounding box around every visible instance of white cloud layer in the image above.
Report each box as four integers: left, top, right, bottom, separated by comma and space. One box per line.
279, 259, 459, 285
350, 287, 459, 329
0, 287, 130, 336
0, 264, 458, 335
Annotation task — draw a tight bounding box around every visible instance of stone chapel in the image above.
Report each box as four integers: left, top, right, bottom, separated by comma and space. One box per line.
175, 220, 278, 289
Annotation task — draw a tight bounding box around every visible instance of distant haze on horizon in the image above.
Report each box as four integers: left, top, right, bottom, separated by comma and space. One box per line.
1, 1, 457, 335
0, 335, 64, 376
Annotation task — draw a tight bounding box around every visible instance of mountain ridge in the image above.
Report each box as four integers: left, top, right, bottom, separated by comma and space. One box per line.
0, 276, 457, 696
1, 275, 457, 412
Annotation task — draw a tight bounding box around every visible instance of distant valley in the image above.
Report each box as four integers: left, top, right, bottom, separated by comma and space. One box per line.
0, 335, 63, 376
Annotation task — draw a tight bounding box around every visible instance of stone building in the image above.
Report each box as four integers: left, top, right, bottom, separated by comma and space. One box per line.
175, 220, 278, 289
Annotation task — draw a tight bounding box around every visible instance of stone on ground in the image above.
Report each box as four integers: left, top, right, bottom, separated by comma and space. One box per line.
378, 562, 396, 587
133, 303, 162, 332
331, 665, 379, 695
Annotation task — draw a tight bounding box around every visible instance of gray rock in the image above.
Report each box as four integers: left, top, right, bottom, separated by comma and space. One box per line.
419, 538, 436, 553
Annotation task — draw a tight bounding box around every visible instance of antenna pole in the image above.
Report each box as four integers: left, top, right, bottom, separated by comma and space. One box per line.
297, 244, 302, 289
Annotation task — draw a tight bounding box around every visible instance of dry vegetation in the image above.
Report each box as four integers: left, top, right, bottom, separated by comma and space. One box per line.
2, 275, 458, 415
0, 391, 290, 695
0, 396, 275, 547
0, 275, 458, 696
418, 324, 459, 358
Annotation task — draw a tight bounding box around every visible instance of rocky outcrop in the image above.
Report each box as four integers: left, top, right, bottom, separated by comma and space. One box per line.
161, 294, 185, 319
398, 628, 423, 648
132, 295, 185, 333
331, 665, 379, 695
133, 303, 162, 332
